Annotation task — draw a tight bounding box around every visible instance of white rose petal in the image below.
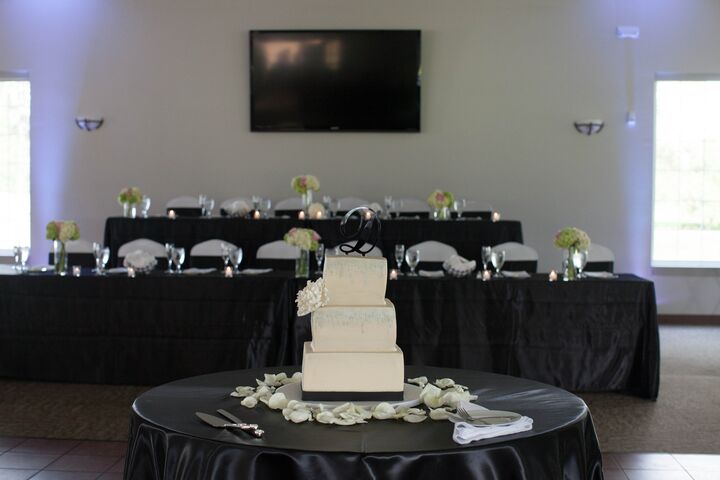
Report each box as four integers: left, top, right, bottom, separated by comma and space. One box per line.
420, 384, 444, 408
253, 385, 272, 399
439, 391, 462, 408
403, 413, 427, 423
333, 417, 360, 426
429, 407, 452, 420
241, 396, 258, 408
315, 411, 336, 424
268, 392, 289, 410
287, 409, 313, 423
332, 403, 352, 415
231, 386, 255, 398
407, 376, 428, 387
434, 378, 455, 389
372, 402, 396, 420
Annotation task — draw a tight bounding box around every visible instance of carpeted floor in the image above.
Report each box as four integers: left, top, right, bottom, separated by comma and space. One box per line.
1, 325, 718, 452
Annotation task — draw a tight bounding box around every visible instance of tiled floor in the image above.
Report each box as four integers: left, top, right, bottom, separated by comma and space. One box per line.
2, 437, 720, 479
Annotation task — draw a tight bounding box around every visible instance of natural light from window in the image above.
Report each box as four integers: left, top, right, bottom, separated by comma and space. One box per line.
653, 78, 720, 267
0, 77, 31, 255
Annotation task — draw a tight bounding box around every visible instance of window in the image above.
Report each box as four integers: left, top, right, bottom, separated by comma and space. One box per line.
652, 77, 720, 267
0, 75, 31, 255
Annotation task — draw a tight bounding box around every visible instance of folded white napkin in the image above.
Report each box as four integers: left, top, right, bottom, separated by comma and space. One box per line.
107, 267, 128, 274
501, 270, 531, 279
583, 271, 617, 279
182, 267, 216, 275
123, 250, 158, 272
419, 270, 445, 278
226, 200, 250, 217
0, 265, 20, 275
239, 268, 273, 275
443, 255, 476, 277
27, 265, 52, 273
450, 401, 533, 445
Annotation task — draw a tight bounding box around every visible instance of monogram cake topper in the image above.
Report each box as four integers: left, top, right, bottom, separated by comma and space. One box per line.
339, 206, 381, 256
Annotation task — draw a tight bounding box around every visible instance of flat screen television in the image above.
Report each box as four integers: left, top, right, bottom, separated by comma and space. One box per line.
250, 30, 421, 132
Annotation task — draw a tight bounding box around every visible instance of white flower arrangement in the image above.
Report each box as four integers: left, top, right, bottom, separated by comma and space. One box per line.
427, 190, 454, 210
291, 175, 320, 194
229, 372, 478, 426
308, 202, 326, 218
284, 227, 321, 251
296, 278, 329, 316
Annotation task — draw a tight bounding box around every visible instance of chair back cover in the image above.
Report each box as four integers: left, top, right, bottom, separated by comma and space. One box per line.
587, 243, 615, 262
118, 238, 166, 258
395, 198, 428, 213
166, 196, 200, 208
408, 240, 458, 262
256, 240, 300, 259
336, 197, 369, 213
63, 239, 95, 253
190, 239, 238, 257
274, 198, 303, 217
492, 242, 539, 261
220, 197, 253, 216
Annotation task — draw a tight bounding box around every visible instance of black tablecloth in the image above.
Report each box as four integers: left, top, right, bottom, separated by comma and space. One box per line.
126, 366, 603, 480
103, 217, 523, 267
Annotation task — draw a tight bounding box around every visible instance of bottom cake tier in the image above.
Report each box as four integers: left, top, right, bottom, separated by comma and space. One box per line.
301, 342, 405, 401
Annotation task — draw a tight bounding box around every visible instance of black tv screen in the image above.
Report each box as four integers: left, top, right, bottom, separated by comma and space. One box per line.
250, 30, 421, 132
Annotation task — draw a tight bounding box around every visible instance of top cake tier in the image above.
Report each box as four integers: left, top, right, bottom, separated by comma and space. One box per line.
323, 255, 387, 306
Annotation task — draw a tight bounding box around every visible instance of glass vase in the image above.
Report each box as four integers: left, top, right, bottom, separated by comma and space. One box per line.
301, 191, 313, 214
564, 246, 577, 281
439, 206, 451, 220
295, 249, 310, 278
123, 202, 137, 218
53, 240, 67, 276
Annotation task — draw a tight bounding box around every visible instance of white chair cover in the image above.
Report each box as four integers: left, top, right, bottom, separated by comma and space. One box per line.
408, 240, 458, 262
274, 198, 303, 212
166, 196, 200, 209
395, 198, 428, 213
221, 197, 253, 211
329, 240, 383, 257
63, 239, 94, 254
337, 197, 369, 212
587, 243, 615, 262
492, 242, 538, 261
190, 239, 238, 257
256, 240, 300, 259
118, 239, 166, 258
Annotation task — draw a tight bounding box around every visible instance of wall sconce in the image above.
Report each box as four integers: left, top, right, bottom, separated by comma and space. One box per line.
573, 120, 604, 136
75, 117, 104, 131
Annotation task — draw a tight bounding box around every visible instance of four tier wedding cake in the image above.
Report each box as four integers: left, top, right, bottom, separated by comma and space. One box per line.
301, 255, 405, 401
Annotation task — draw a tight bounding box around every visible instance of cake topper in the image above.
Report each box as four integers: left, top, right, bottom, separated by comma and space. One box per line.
338, 206, 381, 256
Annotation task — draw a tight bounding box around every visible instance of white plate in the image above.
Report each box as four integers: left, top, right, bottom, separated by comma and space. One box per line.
276, 382, 422, 409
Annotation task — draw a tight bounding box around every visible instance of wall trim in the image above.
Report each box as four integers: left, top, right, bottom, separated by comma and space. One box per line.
658, 314, 720, 325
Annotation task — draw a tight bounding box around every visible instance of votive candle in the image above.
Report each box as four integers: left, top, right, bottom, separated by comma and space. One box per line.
298, 211, 306, 220
491, 211, 501, 222
549, 270, 558, 282
389, 269, 398, 280
127, 267, 135, 278
316, 211, 323, 219
253, 210, 261, 220
72, 266, 81, 277
168, 209, 176, 219
225, 266, 233, 278
482, 269, 492, 281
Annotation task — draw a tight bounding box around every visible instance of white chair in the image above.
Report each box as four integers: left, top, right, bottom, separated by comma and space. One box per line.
395, 198, 428, 214
118, 238, 166, 258
190, 239, 238, 257
587, 243, 615, 263
492, 242, 538, 262
63, 239, 94, 253
336, 197, 369, 212
330, 240, 383, 257
407, 240, 457, 262
166, 196, 200, 209
256, 240, 300, 259
221, 197, 253, 212
274, 197, 303, 213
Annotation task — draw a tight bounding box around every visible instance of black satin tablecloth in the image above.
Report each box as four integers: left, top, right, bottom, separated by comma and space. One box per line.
126, 366, 603, 480
103, 217, 523, 267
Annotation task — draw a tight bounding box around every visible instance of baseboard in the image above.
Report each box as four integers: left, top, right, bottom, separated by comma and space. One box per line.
658, 314, 720, 325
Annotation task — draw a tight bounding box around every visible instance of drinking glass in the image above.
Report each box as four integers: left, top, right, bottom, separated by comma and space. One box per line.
172, 247, 186, 274
384, 196, 393, 219
12, 246, 21, 272
220, 242, 232, 268
198, 194, 207, 215
481, 246, 492, 271
101, 247, 110, 273
203, 198, 215, 217
491, 250, 505, 277
262, 198, 272, 218
20, 246, 30, 272
453, 198, 466, 219
229, 247, 243, 274
93, 242, 103, 274
405, 249, 420, 276
322, 196, 333, 217
394, 244, 406, 274
252, 195, 261, 211
165, 243, 175, 273
315, 243, 325, 274
140, 196, 151, 218
572, 250, 588, 278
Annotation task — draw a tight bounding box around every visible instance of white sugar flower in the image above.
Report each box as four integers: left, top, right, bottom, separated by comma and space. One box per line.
241, 396, 258, 408
372, 402, 396, 420
268, 392, 289, 410
296, 278, 329, 316
230, 386, 256, 398
407, 376, 428, 387
434, 378, 455, 389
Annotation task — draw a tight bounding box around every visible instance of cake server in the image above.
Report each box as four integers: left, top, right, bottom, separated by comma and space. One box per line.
195, 412, 264, 438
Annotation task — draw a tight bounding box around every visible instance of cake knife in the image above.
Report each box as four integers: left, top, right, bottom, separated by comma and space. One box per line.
195, 412, 264, 438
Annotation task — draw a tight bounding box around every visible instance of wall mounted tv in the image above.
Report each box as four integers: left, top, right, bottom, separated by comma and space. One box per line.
250, 30, 421, 132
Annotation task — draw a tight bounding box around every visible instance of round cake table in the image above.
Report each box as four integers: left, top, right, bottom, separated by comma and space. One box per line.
125, 366, 603, 479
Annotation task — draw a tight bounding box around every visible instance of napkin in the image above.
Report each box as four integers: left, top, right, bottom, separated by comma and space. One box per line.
450, 401, 533, 445
419, 270, 445, 278
500, 270, 531, 279
107, 267, 128, 274
0, 265, 20, 275
443, 255, 477, 277
584, 271, 617, 279
239, 268, 273, 275
123, 250, 158, 272
27, 265, 52, 273
225, 200, 250, 217
182, 268, 216, 275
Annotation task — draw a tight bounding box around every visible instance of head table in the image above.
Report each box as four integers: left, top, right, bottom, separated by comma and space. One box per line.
0, 271, 658, 399
126, 366, 602, 480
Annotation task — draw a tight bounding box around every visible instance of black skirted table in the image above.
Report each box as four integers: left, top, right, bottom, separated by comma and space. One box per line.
103, 216, 523, 267
126, 366, 603, 480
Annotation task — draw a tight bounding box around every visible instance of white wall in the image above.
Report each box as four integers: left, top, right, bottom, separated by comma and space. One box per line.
1, 0, 719, 314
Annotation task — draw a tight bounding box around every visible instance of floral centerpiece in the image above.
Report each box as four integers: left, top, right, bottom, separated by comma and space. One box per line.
284, 228, 321, 278
291, 175, 320, 212
46, 220, 80, 275
117, 187, 143, 218
427, 190, 455, 220
553, 227, 591, 281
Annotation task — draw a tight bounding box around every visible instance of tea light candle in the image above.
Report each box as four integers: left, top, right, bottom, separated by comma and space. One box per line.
389, 269, 398, 280
482, 269, 492, 281
72, 266, 81, 277
365, 210, 373, 220
298, 211, 306, 220
168, 209, 176, 219
253, 210, 261, 220
224, 266, 233, 278
316, 210, 323, 219
491, 211, 501, 222
127, 267, 135, 278
549, 270, 558, 282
